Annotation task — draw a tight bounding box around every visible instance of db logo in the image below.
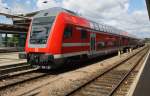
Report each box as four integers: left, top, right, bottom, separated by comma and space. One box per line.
35, 48, 39, 52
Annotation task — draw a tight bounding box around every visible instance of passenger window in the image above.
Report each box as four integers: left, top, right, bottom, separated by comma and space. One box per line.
81, 29, 87, 39
64, 25, 73, 38
97, 42, 105, 49
95, 23, 99, 30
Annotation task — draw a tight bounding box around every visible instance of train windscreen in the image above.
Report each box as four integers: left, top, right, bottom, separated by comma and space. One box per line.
30, 16, 55, 44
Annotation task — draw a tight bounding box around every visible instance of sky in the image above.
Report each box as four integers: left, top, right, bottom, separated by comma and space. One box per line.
0, 0, 150, 38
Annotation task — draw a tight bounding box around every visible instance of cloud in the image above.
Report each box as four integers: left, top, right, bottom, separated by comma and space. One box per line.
0, 0, 9, 13
0, 0, 36, 14
10, 0, 37, 14
0, 0, 33, 24
26, 0, 31, 5
0, 0, 13, 24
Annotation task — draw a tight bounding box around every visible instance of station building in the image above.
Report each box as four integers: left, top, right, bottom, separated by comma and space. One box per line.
0, 11, 38, 51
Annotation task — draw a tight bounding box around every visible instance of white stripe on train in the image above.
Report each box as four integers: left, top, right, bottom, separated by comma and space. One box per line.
54, 47, 119, 59
62, 43, 90, 47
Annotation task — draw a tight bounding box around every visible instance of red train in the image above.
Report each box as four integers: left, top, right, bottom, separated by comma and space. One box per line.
25, 7, 142, 69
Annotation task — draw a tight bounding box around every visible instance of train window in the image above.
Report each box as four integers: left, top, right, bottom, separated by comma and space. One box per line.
97, 42, 105, 49
93, 23, 99, 31
99, 24, 103, 31
44, 13, 48, 16
96, 24, 99, 30
103, 25, 106, 32
81, 29, 87, 39
105, 26, 109, 32
96, 24, 100, 31
64, 25, 73, 38
100, 25, 103, 31
107, 41, 114, 46
107, 27, 110, 33
90, 21, 94, 29
30, 16, 56, 44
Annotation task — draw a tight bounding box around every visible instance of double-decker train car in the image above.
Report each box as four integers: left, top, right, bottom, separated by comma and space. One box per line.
25, 7, 141, 69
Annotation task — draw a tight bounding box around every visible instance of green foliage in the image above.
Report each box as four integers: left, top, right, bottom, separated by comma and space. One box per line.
7, 34, 19, 47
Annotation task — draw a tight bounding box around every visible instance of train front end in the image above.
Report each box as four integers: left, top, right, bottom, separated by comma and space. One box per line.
25, 8, 64, 69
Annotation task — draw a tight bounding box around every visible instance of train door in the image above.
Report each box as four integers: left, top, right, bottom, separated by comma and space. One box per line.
90, 33, 96, 54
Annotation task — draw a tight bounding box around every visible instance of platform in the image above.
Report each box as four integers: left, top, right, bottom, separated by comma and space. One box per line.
0, 52, 26, 67
133, 50, 150, 96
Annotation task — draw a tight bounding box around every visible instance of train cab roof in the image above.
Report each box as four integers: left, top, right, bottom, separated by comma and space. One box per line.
33, 7, 78, 18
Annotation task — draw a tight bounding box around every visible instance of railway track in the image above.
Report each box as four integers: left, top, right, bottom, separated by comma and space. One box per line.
112, 46, 150, 96
67, 47, 149, 96
0, 63, 49, 90
0, 68, 54, 90
0, 63, 32, 78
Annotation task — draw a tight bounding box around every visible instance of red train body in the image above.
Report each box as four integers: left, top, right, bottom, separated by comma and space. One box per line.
25, 7, 140, 69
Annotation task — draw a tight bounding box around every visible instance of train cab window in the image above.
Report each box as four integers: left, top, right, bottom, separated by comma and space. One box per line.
64, 25, 73, 38
81, 29, 87, 39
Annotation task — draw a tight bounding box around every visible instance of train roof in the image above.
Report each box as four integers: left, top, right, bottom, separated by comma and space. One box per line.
35, 7, 138, 39
87, 20, 138, 39
34, 7, 78, 18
